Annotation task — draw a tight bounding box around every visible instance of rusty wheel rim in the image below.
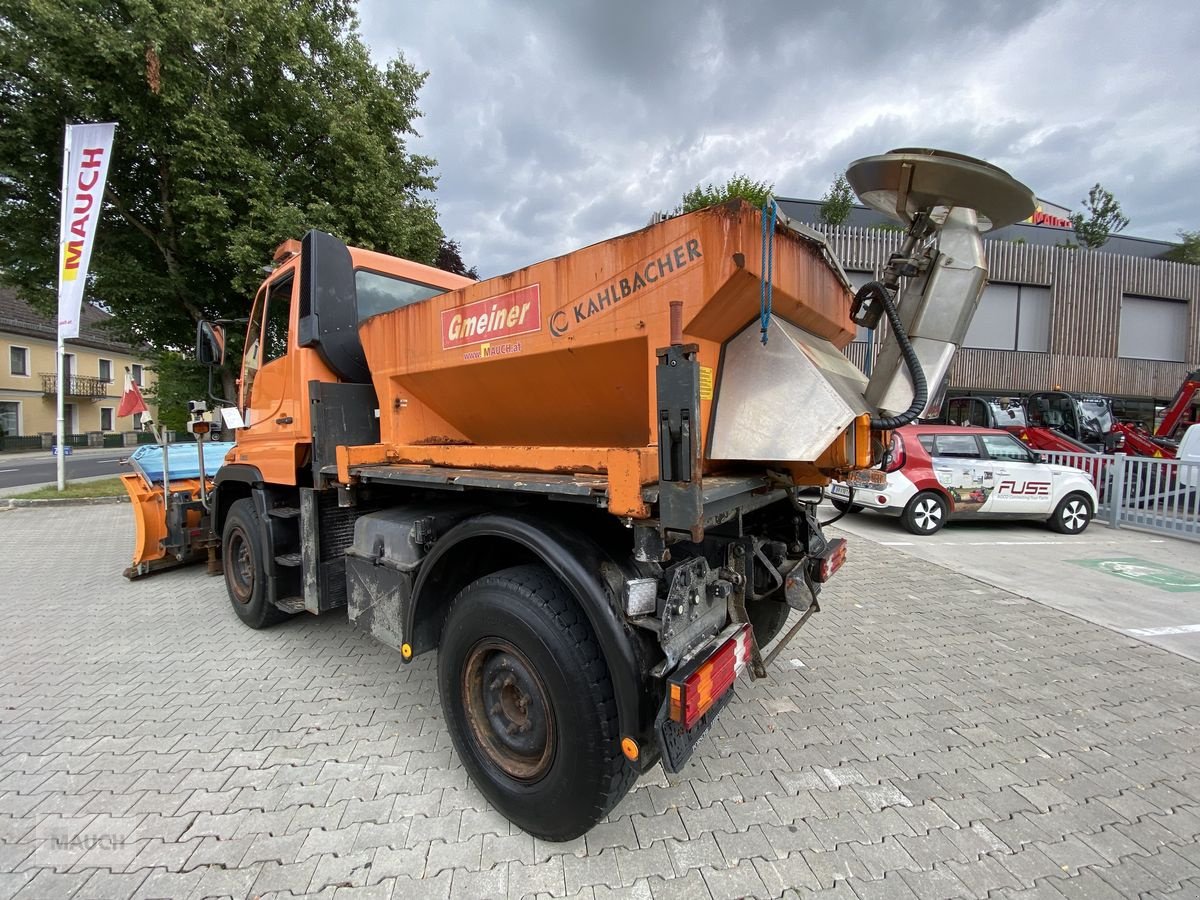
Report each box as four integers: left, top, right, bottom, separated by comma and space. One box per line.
461, 640, 555, 781
226, 527, 254, 604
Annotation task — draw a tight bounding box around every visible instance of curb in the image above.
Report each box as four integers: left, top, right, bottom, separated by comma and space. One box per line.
0, 496, 130, 508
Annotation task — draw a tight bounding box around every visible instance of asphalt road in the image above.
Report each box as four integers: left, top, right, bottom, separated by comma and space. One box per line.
0, 448, 130, 490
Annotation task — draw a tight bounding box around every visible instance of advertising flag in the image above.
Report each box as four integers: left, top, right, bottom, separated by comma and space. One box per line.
57, 122, 116, 339
117, 368, 148, 419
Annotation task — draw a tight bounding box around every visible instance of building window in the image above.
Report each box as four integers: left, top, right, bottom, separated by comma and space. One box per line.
9, 346, 29, 376
0, 401, 19, 436
1118, 294, 1188, 362
100, 407, 114, 431
963, 283, 1051, 352
98, 358, 112, 382
133, 411, 143, 430
131, 363, 143, 385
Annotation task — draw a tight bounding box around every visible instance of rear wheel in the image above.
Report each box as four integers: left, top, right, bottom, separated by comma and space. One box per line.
222, 498, 286, 629
438, 564, 635, 841
1049, 492, 1092, 534
831, 499, 863, 514
901, 491, 948, 535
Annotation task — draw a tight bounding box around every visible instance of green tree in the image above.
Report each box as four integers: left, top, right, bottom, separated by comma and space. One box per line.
0, 0, 448, 407
1069, 183, 1129, 250
144, 352, 210, 432
819, 174, 854, 225
1164, 230, 1200, 264
678, 174, 774, 214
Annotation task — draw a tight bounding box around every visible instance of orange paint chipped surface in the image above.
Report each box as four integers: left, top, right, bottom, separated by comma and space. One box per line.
357, 202, 855, 486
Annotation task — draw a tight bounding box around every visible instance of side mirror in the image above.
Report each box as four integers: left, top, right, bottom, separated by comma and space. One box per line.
196, 321, 226, 367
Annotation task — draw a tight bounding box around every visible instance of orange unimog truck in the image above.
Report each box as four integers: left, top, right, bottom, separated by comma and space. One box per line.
134, 149, 1034, 840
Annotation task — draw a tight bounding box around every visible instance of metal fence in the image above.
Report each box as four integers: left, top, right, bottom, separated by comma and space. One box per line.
1040, 450, 1200, 540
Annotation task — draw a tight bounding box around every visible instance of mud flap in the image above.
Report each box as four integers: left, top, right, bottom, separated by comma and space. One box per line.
653, 686, 735, 774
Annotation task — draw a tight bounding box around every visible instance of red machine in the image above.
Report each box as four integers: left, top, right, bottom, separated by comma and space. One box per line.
1153, 368, 1200, 441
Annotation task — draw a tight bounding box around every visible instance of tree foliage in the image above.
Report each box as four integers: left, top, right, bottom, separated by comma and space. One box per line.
1069, 183, 1129, 250
1164, 230, 1200, 265
0, 0, 446, 368
436, 238, 478, 279
678, 174, 774, 214
144, 352, 210, 432
818, 174, 854, 225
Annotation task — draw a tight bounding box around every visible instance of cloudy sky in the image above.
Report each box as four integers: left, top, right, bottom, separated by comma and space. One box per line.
359, 0, 1198, 277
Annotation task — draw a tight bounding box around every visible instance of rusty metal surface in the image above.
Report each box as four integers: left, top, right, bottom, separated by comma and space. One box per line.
352, 464, 610, 502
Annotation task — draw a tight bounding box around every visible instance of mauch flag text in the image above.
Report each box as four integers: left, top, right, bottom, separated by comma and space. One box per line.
57, 122, 116, 339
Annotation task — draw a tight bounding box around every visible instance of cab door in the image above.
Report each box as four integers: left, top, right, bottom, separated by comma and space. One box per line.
235, 266, 301, 484
979, 432, 1054, 514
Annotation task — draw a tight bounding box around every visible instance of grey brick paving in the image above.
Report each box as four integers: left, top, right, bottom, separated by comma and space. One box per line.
3, 505, 1200, 898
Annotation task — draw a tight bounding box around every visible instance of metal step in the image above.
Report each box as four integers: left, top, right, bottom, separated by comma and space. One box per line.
274, 552, 303, 567
275, 596, 306, 613
268, 506, 301, 519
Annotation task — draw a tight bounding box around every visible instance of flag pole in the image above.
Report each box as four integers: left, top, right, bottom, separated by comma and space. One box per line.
56, 125, 72, 492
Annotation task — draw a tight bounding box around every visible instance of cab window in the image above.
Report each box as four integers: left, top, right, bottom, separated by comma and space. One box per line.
980, 433, 1034, 462
242, 284, 268, 406
931, 434, 982, 458
263, 273, 293, 363
355, 269, 446, 321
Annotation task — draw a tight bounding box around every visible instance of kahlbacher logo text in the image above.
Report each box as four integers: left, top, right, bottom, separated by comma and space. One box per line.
442, 284, 541, 350
549, 237, 702, 337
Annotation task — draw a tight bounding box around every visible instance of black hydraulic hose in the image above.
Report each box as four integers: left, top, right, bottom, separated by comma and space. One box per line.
859, 281, 928, 430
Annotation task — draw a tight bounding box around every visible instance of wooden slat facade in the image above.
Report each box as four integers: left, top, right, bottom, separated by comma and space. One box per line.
821, 225, 1200, 401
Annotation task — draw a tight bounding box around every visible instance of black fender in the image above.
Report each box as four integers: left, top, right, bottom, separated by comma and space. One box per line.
407, 511, 648, 745
212, 463, 265, 533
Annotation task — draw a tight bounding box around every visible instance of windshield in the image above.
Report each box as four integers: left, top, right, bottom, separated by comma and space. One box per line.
1077, 399, 1114, 437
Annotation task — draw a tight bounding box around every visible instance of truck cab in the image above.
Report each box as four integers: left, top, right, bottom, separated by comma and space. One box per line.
229, 235, 474, 486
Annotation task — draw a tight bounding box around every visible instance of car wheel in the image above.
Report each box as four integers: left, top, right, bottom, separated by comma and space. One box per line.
831, 499, 863, 514
901, 491, 948, 535
1049, 492, 1092, 534
222, 498, 287, 629
438, 564, 636, 841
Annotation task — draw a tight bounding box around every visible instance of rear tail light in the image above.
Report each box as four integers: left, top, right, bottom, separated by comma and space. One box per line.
668, 624, 751, 730
812, 537, 847, 583
884, 434, 906, 473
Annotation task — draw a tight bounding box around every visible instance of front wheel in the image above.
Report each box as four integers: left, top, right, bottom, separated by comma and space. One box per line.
222, 498, 286, 629
438, 565, 635, 841
1049, 492, 1092, 534
901, 491, 948, 535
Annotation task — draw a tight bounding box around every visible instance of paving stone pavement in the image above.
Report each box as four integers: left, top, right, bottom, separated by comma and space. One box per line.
2, 504, 1200, 899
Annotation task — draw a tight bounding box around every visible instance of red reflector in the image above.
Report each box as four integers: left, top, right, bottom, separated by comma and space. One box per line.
814, 538, 847, 583
668, 624, 751, 730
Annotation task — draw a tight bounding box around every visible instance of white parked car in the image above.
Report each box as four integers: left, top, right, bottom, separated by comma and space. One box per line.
829, 424, 1100, 536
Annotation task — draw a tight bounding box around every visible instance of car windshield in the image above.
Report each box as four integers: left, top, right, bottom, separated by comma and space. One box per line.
1077, 399, 1114, 437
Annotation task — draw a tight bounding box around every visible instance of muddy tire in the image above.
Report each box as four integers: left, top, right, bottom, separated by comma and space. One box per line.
222, 498, 286, 629
438, 564, 636, 841
1049, 492, 1092, 534
901, 491, 948, 535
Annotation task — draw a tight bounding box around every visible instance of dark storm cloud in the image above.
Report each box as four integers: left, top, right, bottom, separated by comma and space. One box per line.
359, 0, 1199, 276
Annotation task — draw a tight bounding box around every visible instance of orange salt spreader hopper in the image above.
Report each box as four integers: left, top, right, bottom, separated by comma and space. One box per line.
349, 199, 872, 523
345, 149, 1035, 536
